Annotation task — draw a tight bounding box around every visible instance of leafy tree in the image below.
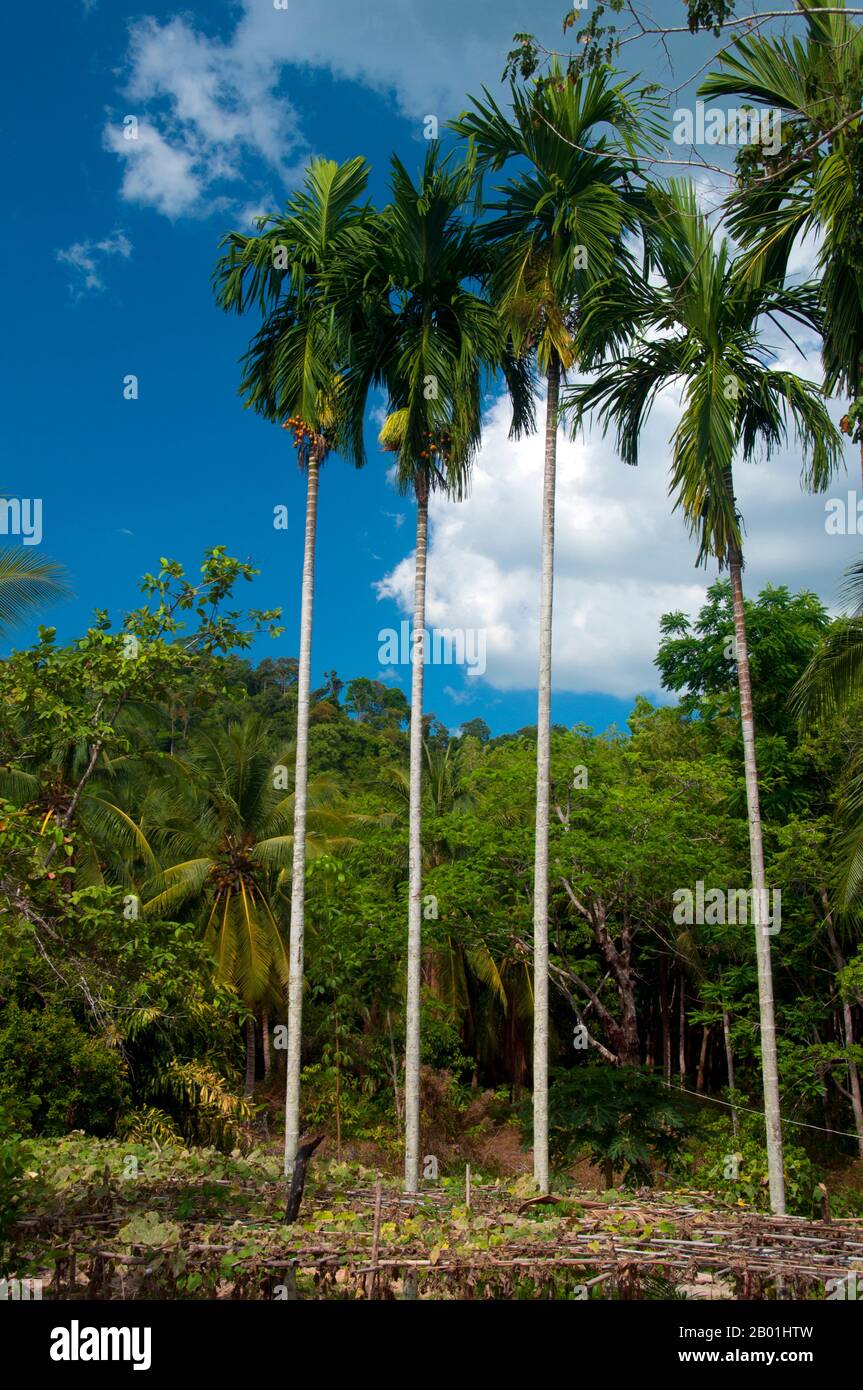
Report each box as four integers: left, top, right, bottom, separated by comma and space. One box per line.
457, 717, 491, 743
541, 1065, 689, 1188
137, 715, 355, 1097
0, 803, 252, 1150
345, 677, 408, 729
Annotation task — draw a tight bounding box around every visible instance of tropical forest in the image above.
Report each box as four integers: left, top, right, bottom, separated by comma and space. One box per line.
4, 0, 863, 1349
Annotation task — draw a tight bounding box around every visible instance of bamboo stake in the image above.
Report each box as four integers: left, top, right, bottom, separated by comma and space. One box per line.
366, 1178, 383, 1300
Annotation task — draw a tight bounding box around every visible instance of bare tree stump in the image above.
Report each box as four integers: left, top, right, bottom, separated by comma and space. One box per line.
285, 1134, 324, 1224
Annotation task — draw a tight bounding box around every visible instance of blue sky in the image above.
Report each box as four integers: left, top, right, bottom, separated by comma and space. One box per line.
4, 1, 858, 735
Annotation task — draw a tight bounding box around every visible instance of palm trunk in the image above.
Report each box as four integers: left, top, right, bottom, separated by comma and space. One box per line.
660, 954, 672, 1085
678, 977, 686, 1079
334, 1008, 342, 1161
824, 908, 863, 1159
404, 479, 429, 1193
722, 1003, 739, 1140
532, 353, 560, 1195
696, 1024, 710, 1093
728, 542, 785, 1214
244, 1015, 256, 1099
284, 450, 320, 1173
262, 1010, 272, 1080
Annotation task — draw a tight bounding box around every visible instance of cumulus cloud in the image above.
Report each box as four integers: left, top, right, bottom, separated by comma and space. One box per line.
103, 119, 206, 219
374, 379, 859, 702
103, 1, 564, 216
104, 14, 307, 217
56, 230, 132, 297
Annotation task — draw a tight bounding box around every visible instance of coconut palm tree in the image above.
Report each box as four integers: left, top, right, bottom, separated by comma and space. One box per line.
212, 157, 371, 1165
450, 65, 659, 1191
331, 146, 532, 1191
140, 715, 355, 1097
0, 546, 68, 638
700, 0, 863, 475
565, 179, 844, 1214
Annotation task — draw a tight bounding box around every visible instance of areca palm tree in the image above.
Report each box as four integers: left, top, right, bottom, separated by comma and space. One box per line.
451, 66, 659, 1191
566, 179, 844, 1214
700, 0, 863, 472
0, 546, 68, 637
332, 146, 531, 1191
140, 715, 355, 1097
213, 157, 371, 1165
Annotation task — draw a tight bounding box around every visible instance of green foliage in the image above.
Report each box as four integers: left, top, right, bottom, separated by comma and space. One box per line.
1, 533, 862, 1200
701, 0, 863, 408
0, 546, 69, 637
0, 1005, 128, 1137
0, 1099, 31, 1274
419, 1004, 474, 1082
567, 180, 843, 569
692, 1112, 822, 1217
539, 1066, 689, 1187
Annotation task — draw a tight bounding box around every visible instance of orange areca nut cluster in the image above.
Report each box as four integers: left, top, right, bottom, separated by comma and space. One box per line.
419, 428, 453, 462
282, 415, 315, 449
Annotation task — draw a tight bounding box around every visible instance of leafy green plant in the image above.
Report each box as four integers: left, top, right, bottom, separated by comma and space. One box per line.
0, 1098, 32, 1274
531, 1065, 689, 1188
0, 1004, 128, 1137
692, 1112, 822, 1216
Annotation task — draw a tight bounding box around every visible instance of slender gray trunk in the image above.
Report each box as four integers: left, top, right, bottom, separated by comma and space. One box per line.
284, 451, 320, 1173
825, 912, 863, 1159
722, 1005, 739, 1140
532, 355, 560, 1195
678, 977, 686, 1079
660, 955, 672, 1085
729, 544, 785, 1214
696, 1024, 710, 1093
404, 481, 429, 1193
262, 1009, 272, 1080
244, 1015, 256, 1099
387, 1009, 403, 1126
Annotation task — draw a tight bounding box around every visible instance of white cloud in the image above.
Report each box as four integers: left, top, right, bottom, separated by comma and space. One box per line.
443, 684, 477, 706
104, 1, 565, 216
230, 0, 564, 121
105, 14, 307, 217
374, 382, 859, 702
787, 224, 824, 280
56, 230, 132, 297
104, 120, 205, 219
